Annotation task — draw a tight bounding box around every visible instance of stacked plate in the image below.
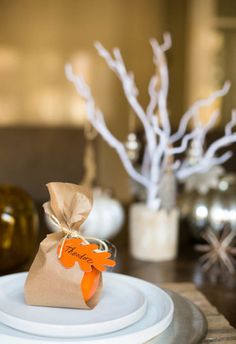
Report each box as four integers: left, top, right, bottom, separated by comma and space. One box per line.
0, 272, 207, 343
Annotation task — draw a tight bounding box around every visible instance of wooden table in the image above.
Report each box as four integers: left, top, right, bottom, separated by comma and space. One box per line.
115, 246, 236, 328
162, 282, 236, 343
112, 219, 236, 330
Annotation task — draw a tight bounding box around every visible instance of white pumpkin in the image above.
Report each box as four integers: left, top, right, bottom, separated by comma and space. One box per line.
45, 188, 124, 240
81, 188, 124, 239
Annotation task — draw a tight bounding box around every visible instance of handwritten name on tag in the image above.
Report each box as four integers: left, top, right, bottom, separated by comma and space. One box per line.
57, 238, 116, 272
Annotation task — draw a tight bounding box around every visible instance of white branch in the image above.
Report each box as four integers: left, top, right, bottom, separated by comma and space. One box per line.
150, 33, 172, 135
225, 110, 236, 135
160, 32, 172, 52
204, 133, 236, 161
177, 110, 220, 157
65, 64, 152, 190
150, 134, 167, 184
141, 146, 150, 177
177, 133, 236, 180
171, 82, 230, 143
210, 151, 233, 165
167, 129, 199, 155
165, 109, 220, 159
146, 75, 158, 120
142, 75, 159, 178
176, 108, 236, 179
200, 110, 220, 144
177, 151, 233, 180
151, 114, 164, 137
95, 41, 156, 156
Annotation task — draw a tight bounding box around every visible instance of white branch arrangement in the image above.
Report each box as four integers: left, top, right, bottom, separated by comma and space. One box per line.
65, 33, 236, 210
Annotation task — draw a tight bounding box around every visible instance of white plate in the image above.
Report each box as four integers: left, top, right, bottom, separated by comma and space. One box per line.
0, 272, 174, 344
0, 272, 147, 337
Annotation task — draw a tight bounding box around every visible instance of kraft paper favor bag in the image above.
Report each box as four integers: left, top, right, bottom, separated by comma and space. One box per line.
24, 182, 115, 309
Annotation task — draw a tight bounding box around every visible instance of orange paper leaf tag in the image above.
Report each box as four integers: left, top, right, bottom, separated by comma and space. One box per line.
57, 238, 116, 272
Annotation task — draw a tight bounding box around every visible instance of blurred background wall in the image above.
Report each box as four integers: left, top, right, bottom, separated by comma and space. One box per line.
0, 0, 235, 202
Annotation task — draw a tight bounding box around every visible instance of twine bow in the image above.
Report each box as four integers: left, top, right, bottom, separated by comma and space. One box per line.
43, 182, 109, 260
48, 213, 109, 259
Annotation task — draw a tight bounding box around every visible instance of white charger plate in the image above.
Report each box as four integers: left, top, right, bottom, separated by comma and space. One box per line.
0, 272, 174, 343
0, 272, 147, 337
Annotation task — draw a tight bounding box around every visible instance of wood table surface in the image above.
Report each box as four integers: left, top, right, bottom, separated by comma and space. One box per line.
112, 217, 236, 330
162, 282, 236, 343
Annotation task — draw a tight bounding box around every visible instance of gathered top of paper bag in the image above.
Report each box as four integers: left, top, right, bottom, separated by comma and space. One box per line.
43, 182, 92, 231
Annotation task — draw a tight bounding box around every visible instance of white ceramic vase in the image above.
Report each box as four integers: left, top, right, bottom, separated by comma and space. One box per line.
129, 203, 179, 262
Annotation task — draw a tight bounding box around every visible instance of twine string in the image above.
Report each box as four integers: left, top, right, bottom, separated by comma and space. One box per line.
49, 215, 109, 259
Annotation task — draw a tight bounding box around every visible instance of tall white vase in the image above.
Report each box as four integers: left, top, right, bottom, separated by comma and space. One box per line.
129, 203, 179, 261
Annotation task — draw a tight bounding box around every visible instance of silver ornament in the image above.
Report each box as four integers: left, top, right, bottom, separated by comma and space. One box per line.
180, 173, 236, 239
124, 133, 141, 163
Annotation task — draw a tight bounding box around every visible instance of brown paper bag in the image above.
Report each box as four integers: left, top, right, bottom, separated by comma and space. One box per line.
24, 182, 103, 309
